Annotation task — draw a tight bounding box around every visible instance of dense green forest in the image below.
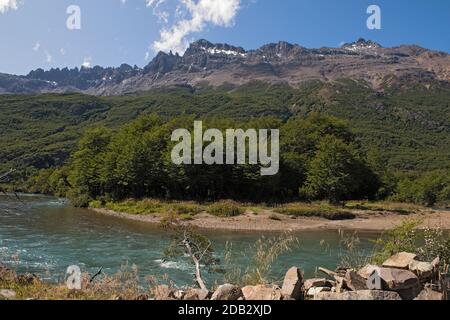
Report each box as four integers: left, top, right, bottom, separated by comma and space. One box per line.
1, 80, 449, 205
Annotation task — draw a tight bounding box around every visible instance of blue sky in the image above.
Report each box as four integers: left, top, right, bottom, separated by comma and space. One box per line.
1, 0, 449, 75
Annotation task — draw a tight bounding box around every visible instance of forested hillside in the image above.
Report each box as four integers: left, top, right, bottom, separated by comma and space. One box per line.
1, 80, 449, 177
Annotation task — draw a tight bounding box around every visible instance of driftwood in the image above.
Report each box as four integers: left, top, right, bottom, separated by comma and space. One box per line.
89, 267, 103, 283
318, 267, 338, 278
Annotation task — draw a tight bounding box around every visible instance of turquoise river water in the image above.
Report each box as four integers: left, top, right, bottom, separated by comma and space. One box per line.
0, 194, 380, 286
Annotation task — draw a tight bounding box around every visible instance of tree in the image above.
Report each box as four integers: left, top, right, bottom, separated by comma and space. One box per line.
67, 126, 111, 206
302, 135, 377, 204
394, 170, 450, 206
161, 215, 219, 291
280, 113, 356, 199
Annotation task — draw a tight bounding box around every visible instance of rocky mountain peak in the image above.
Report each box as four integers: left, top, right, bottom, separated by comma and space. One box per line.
2, 38, 448, 95
143, 51, 181, 75
184, 39, 246, 58
342, 38, 382, 49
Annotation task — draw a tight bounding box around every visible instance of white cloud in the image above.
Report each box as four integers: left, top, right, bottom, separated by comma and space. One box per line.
44, 50, 52, 63
148, 0, 241, 54
60, 48, 66, 56
33, 42, 40, 52
0, 0, 19, 13
82, 56, 92, 68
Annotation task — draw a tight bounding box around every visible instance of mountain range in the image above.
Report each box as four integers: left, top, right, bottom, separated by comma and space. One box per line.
1, 38, 449, 177
1, 38, 449, 95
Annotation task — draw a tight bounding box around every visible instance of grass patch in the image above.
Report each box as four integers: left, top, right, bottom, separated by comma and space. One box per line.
207, 200, 244, 217
0, 265, 151, 300
274, 202, 356, 221
90, 199, 203, 219
345, 201, 423, 215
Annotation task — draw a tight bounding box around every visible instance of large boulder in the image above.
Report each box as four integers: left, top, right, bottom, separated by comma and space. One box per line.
344, 270, 367, 291
382, 252, 417, 269
211, 284, 243, 301
377, 268, 421, 300
357, 264, 380, 279
408, 260, 434, 280
281, 267, 303, 300
314, 290, 402, 301
242, 285, 282, 300
377, 268, 420, 291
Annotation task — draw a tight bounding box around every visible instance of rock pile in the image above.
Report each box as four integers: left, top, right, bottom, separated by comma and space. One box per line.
311, 252, 445, 301
152, 252, 447, 301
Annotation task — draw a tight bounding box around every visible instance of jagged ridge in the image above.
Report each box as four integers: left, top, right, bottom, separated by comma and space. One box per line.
1, 38, 449, 95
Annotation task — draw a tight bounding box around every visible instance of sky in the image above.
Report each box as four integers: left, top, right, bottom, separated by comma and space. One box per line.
0, 0, 449, 75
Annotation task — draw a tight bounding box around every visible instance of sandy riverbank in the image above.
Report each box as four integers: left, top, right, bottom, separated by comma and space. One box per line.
90, 207, 450, 232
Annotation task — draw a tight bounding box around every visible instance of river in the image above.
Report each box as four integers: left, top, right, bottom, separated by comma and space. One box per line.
0, 194, 379, 287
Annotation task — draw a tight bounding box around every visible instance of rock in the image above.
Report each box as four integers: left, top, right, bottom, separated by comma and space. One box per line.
152, 285, 176, 300
377, 268, 421, 300
314, 290, 402, 301
135, 294, 149, 301
344, 270, 367, 291
306, 287, 331, 297
281, 267, 303, 300
382, 252, 417, 269
183, 288, 211, 300
377, 268, 420, 291
357, 264, 380, 279
414, 286, 443, 301
408, 260, 433, 280
304, 278, 332, 291
241, 286, 254, 299
242, 285, 283, 300
0, 289, 17, 300
211, 284, 243, 301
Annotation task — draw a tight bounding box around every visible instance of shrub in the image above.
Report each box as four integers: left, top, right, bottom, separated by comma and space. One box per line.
345, 201, 421, 215
275, 203, 355, 220
393, 170, 450, 206
67, 188, 91, 208
371, 218, 422, 265
417, 227, 450, 269
372, 219, 450, 271
208, 201, 244, 217
268, 214, 281, 221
